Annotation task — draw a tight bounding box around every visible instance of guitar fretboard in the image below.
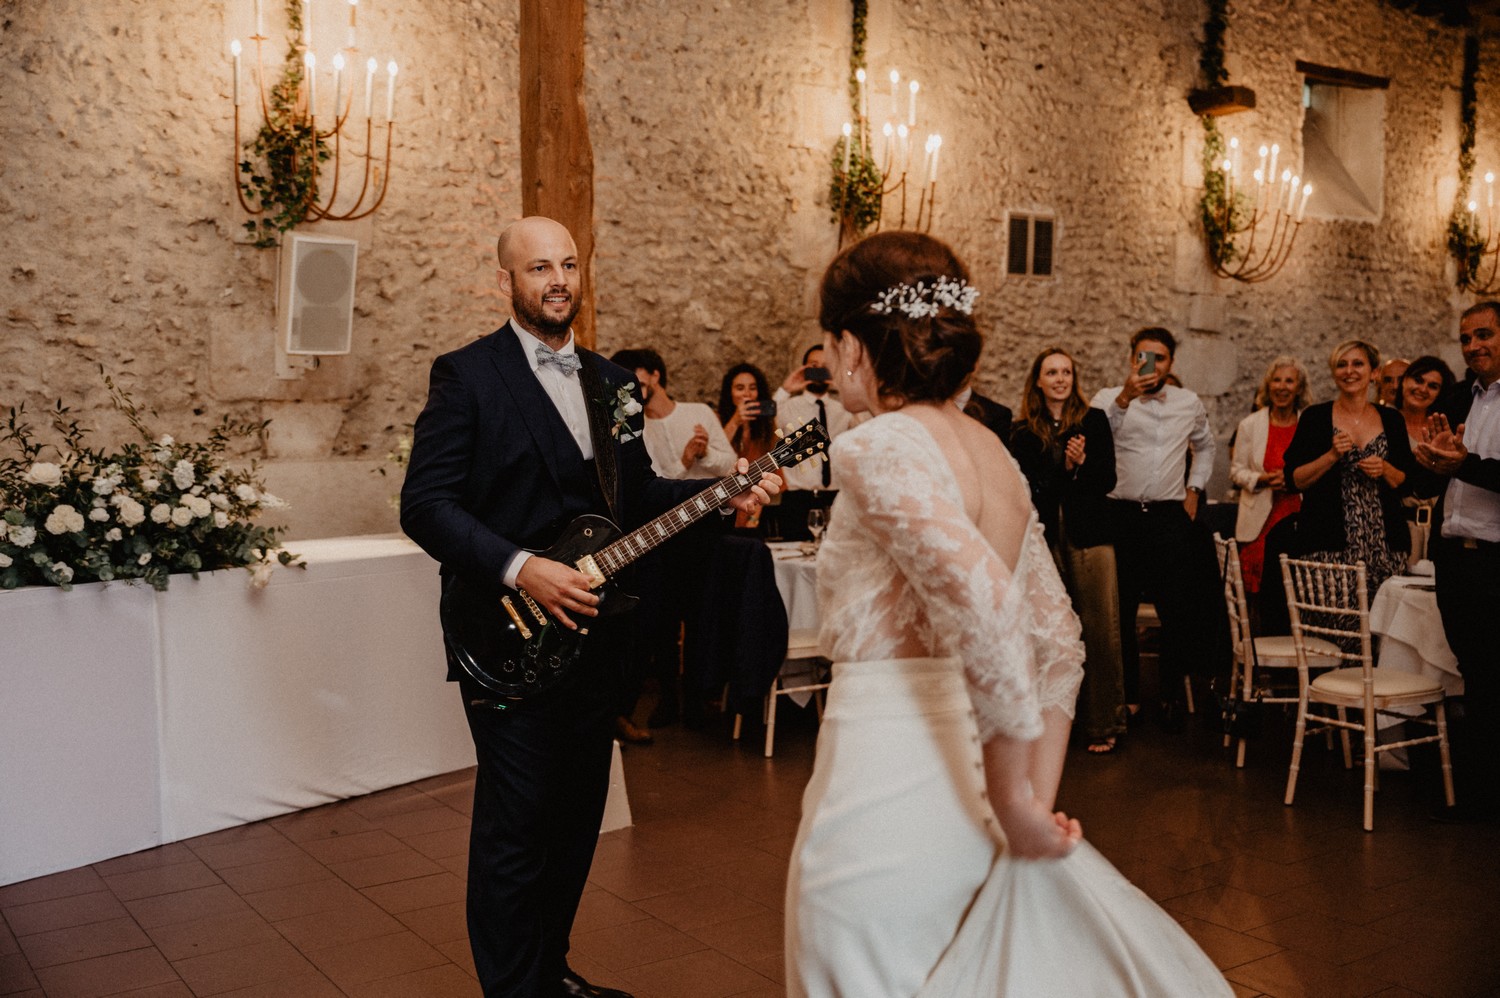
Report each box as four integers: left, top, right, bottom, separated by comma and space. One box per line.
591, 423, 822, 576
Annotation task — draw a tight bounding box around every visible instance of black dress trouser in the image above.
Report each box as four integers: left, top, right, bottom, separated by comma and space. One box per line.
462, 676, 616, 997
1433, 535, 1500, 810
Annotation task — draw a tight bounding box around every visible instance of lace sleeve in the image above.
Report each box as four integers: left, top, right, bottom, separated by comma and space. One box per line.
834, 420, 1081, 742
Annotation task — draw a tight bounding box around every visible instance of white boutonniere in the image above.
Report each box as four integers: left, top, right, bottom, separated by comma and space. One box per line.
608, 383, 643, 440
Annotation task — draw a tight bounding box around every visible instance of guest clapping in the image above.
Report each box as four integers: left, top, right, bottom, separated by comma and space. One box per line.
1396, 356, 1456, 501
1283, 340, 1414, 596
1010, 348, 1124, 754
1229, 357, 1308, 594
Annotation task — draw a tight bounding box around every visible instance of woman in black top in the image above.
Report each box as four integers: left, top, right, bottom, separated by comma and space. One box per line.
1010, 347, 1123, 752
1282, 339, 1413, 597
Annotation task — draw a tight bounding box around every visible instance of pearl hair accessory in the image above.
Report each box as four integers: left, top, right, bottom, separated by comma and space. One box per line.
869, 276, 979, 319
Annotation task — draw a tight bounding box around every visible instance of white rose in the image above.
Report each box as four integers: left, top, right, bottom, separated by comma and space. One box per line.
158, 435, 174, 447
113, 496, 146, 527
11, 525, 36, 548
138, 552, 152, 565
249, 560, 275, 589
213, 511, 229, 529
150, 503, 172, 524
51, 562, 74, 583
45, 504, 85, 535
24, 462, 63, 486
172, 460, 196, 490
622, 398, 643, 417
141, 478, 160, 493
209, 493, 230, 510
170, 506, 194, 527
0, 552, 11, 568
234, 484, 258, 503
91, 477, 117, 496
88, 507, 110, 522
184, 495, 212, 518
105, 527, 123, 542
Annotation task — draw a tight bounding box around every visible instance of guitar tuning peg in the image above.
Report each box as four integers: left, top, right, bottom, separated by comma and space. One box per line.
774, 427, 785, 439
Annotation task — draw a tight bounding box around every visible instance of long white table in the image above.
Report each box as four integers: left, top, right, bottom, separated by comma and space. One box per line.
1370, 574, 1462, 696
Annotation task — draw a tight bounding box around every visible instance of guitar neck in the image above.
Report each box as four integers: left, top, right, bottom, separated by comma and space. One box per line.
593, 451, 781, 577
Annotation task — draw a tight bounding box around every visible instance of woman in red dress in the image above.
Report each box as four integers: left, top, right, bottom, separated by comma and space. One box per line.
1229, 356, 1309, 593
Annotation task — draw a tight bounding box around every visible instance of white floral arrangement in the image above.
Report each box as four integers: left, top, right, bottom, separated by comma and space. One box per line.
0, 375, 300, 592
605, 383, 643, 440
869, 276, 980, 319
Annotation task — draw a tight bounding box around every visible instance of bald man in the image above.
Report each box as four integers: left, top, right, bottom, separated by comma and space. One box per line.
402, 217, 776, 997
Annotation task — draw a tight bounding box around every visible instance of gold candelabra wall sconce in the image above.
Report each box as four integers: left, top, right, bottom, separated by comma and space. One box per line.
1454, 171, 1500, 294
228, 0, 399, 247
831, 67, 943, 246
1204, 136, 1313, 283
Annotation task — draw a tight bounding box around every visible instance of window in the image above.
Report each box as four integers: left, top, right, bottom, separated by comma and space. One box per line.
1298, 61, 1388, 223
1006, 213, 1054, 276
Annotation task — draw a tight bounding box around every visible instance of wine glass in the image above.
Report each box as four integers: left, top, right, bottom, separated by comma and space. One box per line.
806, 507, 827, 550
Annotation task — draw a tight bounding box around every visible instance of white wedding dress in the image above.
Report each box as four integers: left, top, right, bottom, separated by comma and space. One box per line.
785, 412, 1231, 997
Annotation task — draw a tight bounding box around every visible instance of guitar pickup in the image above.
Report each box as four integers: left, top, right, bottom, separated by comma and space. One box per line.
576, 554, 606, 589
517, 588, 548, 626
500, 596, 533, 640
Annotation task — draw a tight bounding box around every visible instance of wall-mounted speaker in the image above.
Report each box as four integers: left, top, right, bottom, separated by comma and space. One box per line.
279, 233, 358, 356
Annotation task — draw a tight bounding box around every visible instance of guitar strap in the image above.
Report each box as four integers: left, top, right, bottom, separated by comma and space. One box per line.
577, 352, 622, 524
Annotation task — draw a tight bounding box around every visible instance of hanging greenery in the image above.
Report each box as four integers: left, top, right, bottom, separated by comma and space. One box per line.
828, 0, 883, 237
1197, 0, 1242, 269
1448, 34, 1483, 288
238, 0, 330, 248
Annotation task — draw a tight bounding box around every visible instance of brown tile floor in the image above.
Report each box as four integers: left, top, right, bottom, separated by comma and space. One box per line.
3, 700, 1498, 997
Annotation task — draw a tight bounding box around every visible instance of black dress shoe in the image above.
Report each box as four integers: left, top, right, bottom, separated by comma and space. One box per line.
559, 969, 635, 998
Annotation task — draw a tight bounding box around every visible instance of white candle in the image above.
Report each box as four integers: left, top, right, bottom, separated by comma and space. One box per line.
856, 67, 867, 124
386, 60, 398, 122
305, 51, 316, 115
1268, 144, 1280, 189
841, 122, 852, 172
881, 121, 893, 165
1229, 136, 1240, 178
365, 57, 376, 118
897, 123, 910, 173
332, 52, 344, 115
231, 39, 242, 106
889, 69, 899, 110
254, 0, 263, 37
1488, 171, 1495, 212
1286, 173, 1299, 214
1297, 183, 1312, 221
303, 0, 312, 49
928, 134, 942, 184
908, 80, 918, 127
348, 0, 357, 50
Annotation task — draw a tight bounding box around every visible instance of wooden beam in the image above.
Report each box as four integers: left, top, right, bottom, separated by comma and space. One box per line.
519, 0, 596, 348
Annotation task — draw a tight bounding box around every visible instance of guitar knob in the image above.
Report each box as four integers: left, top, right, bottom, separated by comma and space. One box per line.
524, 670, 538, 684
502, 660, 517, 673
548, 655, 562, 669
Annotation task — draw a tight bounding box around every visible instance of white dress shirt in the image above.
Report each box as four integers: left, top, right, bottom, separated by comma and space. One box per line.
643, 401, 739, 479
772, 389, 853, 491
1091, 384, 1216, 502
503, 320, 592, 586
1441, 379, 1500, 542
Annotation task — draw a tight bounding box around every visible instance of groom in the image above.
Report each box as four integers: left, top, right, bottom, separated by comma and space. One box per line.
401, 216, 775, 997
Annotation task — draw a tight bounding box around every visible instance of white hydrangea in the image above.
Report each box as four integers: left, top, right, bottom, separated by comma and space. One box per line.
172, 460, 196, 490
91, 476, 118, 496
105, 527, 123, 542
112, 495, 146, 527
23, 462, 63, 487
209, 493, 230, 510
213, 511, 229, 529
44, 504, 86, 535
234, 484, 259, 503
10, 525, 36, 548
170, 506, 194, 527
141, 478, 160, 493
88, 507, 110, 522
183, 496, 212, 518
150, 503, 172, 524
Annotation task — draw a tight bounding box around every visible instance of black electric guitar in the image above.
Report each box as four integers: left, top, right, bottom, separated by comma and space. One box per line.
440, 419, 830, 702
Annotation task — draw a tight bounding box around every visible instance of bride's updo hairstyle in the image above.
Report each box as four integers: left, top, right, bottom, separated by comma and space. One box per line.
818, 231, 982, 405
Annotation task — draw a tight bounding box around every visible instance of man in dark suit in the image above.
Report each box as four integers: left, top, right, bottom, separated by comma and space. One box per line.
401, 217, 777, 997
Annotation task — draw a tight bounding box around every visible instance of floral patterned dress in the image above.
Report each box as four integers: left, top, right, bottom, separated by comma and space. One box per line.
1304, 432, 1407, 599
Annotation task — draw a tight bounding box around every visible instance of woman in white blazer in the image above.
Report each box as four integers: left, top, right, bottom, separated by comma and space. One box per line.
1230, 357, 1309, 593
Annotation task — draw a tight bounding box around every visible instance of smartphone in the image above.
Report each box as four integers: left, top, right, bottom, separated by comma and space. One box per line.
804, 366, 832, 383
757, 399, 777, 420
1135, 351, 1160, 377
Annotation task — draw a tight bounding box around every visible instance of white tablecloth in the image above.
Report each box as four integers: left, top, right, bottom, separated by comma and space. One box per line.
1, 535, 479, 885
1370, 575, 1462, 697
769, 542, 819, 632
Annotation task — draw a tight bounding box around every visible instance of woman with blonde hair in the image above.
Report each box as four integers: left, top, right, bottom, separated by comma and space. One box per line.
1010, 347, 1125, 753
1283, 340, 1413, 596
1230, 356, 1310, 593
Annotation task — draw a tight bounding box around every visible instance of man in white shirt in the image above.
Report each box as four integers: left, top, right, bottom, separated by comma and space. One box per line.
772, 345, 852, 538
1091, 327, 1220, 728
1417, 301, 1500, 822
610, 348, 738, 480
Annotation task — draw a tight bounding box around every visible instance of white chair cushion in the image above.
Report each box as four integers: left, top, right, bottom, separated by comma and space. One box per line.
1254, 634, 1342, 668
1310, 667, 1444, 700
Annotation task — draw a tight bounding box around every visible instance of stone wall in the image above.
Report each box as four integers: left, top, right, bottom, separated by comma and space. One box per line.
2, 0, 1491, 537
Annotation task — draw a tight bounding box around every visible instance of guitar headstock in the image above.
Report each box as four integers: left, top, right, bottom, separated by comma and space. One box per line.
770, 419, 831, 470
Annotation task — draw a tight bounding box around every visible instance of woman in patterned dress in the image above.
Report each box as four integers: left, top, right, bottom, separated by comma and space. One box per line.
1282, 340, 1414, 597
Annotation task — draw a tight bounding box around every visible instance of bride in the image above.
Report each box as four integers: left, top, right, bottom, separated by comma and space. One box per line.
784, 232, 1230, 997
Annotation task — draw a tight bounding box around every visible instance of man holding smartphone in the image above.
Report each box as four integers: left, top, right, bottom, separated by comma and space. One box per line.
773, 344, 853, 538
1090, 327, 1219, 729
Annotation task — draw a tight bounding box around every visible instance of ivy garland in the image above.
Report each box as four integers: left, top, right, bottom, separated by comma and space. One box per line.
238, 0, 330, 248
1448, 34, 1483, 288
1196, 0, 1241, 270
828, 0, 882, 236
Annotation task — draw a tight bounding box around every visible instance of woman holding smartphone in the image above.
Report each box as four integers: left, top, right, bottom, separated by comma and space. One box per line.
718, 362, 782, 529
1010, 348, 1125, 754
1282, 340, 1413, 597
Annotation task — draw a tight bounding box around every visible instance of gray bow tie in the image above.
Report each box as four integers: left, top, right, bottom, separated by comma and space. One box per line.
535, 343, 582, 376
